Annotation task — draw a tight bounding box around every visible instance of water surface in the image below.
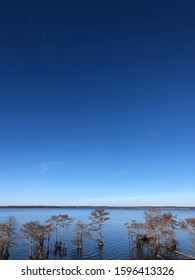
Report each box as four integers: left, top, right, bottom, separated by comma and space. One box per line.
0, 207, 194, 260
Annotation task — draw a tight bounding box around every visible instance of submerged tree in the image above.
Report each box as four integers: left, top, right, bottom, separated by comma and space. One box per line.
58, 214, 73, 246
21, 221, 48, 259
125, 208, 179, 260
71, 221, 92, 251
159, 212, 178, 248
46, 214, 73, 254
181, 218, 195, 236
0, 224, 4, 256
125, 218, 159, 260
144, 208, 162, 242
43, 223, 53, 258
180, 218, 195, 250
125, 220, 145, 246
0, 216, 17, 259
89, 209, 110, 247
144, 208, 164, 256
144, 208, 178, 258
46, 215, 61, 248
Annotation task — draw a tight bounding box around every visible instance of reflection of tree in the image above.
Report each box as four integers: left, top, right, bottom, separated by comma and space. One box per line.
89, 209, 110, 247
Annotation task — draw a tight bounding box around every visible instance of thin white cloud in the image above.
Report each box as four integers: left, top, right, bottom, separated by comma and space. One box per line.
116, 169, 129, 176
39, 161, 65, 173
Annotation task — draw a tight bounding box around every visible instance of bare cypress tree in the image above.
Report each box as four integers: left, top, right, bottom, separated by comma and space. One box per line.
125, 219, 146, 259
158, 212, 178, 250
0, 223, 5, 256
89, 209, 110, 247
0, 216, 17, 259
180, 218, 195, 250
58, 214, 73, 246
71, 220, 92, 251
46, 215, 61, 249
21, 221, 36, 259
44, 223, 53, 258
144, 208, 162, 255
181, 218, 195, 236
143, 208, 179, 259
21, 221, 47, 259
46, 214, 73, 254
125, 220, 145, 247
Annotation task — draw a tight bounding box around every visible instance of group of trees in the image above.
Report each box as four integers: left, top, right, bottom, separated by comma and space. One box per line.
0, 209, 110, 260
0, 208, 195, 260
0, 216, 17, 259
180, 217, 195, 251
125, 208, 195, 259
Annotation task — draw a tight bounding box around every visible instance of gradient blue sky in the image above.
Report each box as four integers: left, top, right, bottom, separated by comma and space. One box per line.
0, 0, 195, 206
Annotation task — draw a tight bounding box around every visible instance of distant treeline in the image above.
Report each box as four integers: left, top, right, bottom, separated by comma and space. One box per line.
0, 206, 195, 209
0, 208, 195, 260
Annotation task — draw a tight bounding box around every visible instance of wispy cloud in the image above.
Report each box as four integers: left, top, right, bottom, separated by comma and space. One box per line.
39, 161, 65, 173
116, 169, 129, 176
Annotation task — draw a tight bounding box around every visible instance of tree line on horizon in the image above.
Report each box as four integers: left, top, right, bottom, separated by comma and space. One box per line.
0, 208, 195, 260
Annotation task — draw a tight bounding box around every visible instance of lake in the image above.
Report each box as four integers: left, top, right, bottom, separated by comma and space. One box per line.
0, 207, 195, 260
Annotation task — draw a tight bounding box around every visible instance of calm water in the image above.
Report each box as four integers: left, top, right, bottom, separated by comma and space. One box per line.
0, 207, 195, 260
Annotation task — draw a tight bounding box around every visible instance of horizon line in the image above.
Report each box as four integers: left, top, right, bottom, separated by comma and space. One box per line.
0, 205, 195, 209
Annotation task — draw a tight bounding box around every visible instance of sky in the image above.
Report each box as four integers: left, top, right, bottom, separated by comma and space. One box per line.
0, 0, 195, 206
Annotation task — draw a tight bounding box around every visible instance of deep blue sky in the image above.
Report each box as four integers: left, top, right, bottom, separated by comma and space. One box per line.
0, 0, 195, 206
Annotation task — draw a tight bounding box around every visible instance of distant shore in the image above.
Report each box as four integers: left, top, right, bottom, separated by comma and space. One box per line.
0, 205, 195, 209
